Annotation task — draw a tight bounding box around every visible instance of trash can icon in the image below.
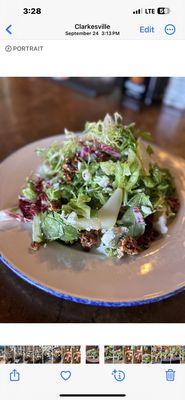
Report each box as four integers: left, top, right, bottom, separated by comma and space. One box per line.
165, 369, 175, 381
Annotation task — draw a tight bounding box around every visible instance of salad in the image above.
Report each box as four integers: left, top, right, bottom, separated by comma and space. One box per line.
86, 346, 99, 363
4, 113, 179, 258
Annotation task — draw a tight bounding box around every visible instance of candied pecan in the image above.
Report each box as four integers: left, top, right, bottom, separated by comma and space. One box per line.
117, 236, 139, 258
62, 157, 77, 183
50, 200, 61, 211
80, 230, 99, 251
167, 197, 180, 214
30, 241, 41, 251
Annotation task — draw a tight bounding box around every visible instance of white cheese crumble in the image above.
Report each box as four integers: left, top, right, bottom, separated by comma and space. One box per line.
53, 182, 60, 190
101, 227, 128, 248
141, 206, 152, 217
37, 163, 50, 178
60, 211, 78, 225
82, 169, 91, 181
94, 175, 109, 188
154, 214, 168, 235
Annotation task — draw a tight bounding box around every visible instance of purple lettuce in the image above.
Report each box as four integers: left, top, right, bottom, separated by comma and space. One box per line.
19, 193, 49, 220
99, 144, 121, 158
78, 143, 120, 160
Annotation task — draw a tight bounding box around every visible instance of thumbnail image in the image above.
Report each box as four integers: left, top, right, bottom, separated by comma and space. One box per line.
14, 346, 24, 364
62, 346, 72, 364
0, 346, 5, 364
43, 346, 53, 364
0, 77, 185, 324
104, 346, 114, 364
113, 346, 124, 364
124, 346, 133, 364
162, 346, 171, 364
103, 345, 185, 365
72, 346, 81, 364
34, 346, 43, 364
133, 346, 142, 364
151, 346, 162, 364
1, 343, 185, 365
24, 346, 34, 364
142, 346, 151, 364
5, 346, 15, 364
86, 346, 99, 364
180, 346, 185, 363
53, 346, 63, 364
170, 346, 180, 364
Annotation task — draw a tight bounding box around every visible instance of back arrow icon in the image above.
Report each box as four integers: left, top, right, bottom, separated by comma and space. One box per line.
6, 24, 12, 35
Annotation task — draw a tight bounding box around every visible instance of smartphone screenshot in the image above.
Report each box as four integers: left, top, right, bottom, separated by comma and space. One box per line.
0, 1, 185, 399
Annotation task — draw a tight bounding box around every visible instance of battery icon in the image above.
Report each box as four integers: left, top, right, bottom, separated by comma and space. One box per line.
157, 7, 170, 14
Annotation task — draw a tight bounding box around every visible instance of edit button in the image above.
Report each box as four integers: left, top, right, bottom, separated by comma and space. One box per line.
140, 26, 155, 33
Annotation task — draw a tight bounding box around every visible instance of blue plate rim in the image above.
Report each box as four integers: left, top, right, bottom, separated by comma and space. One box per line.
1, 254, 185, 307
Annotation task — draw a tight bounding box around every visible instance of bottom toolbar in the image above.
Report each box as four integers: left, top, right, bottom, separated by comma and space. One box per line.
0, 345, 184, 399
0, 364, 184, 400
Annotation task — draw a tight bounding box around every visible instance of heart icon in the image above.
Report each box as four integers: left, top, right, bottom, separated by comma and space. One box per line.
60, 370, 71, 381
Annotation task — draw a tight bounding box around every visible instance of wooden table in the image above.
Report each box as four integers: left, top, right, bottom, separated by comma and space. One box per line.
0, 77, 185, 322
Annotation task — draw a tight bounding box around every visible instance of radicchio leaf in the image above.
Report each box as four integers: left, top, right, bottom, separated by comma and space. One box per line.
19, 193, 49, 219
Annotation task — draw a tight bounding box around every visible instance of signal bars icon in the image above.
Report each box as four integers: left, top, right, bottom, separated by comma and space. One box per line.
133, 8, 143, 14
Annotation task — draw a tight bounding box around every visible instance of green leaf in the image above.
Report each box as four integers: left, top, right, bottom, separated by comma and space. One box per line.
36, 139, 78, 173
22, 180, 36, 200
152, 166, 162, 183
41, 212, 79, 242
121, 207, 145, 237
137, 138, 151, 176
127, 193, 152, 208
127, 193, 153, 217
62, 193, 91, 218
115, 162, 131, 188
32, 215, 44, 243
41, 213, 64, 241
127, 148, 136, 164
45, 187, 62, 201
142, 176, 156, 188
125, 165, 140, 191
100, 161, 116, 176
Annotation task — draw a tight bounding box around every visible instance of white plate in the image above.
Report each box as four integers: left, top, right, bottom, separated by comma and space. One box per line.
1, 135, 185, 306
